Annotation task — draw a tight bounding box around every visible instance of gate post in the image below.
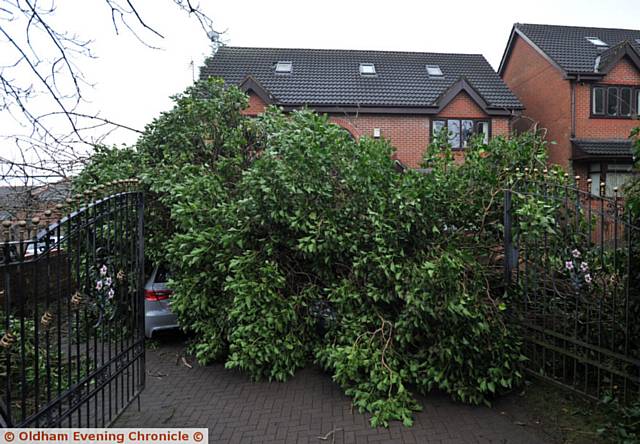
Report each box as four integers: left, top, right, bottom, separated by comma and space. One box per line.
2, 223, 12, 427
136, 191, 145, 394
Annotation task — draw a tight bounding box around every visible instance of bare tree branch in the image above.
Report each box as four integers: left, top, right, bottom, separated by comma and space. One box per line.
0, 0, 220, 218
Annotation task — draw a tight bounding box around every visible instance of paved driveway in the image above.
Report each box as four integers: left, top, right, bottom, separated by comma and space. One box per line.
114, 335, 550, 444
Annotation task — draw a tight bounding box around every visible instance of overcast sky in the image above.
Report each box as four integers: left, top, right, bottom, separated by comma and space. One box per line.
2, 0, 640, 161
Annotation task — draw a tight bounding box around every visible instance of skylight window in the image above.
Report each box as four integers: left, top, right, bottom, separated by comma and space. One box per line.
275, 61, 292, 73
359, 63, 376, 75
426, 65, 444, 77
585, 37, 608, 47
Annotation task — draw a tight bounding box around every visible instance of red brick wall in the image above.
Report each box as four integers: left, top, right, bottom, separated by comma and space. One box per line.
575, 58, 640, 140
438, 91, 487, 118
241, 92, 268, 116
329, 114, 430, 167
501, 35, 573, 169
242, 91, 510, 168
492, 118, 510, 137
328, 93, 508, 167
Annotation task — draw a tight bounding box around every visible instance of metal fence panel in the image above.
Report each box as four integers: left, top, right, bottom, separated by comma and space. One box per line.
505, 174, 640, 403
1, 189, 145, 427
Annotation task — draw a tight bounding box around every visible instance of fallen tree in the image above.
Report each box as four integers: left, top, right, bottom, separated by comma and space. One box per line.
75, 78, 549, 426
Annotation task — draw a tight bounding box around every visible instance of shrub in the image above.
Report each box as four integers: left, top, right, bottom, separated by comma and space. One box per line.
74, 79, 552, 426
73, 144, 141, 193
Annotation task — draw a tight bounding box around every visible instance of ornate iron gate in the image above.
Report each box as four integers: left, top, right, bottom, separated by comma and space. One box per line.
1, 183, 145, 427
504, 173, 640, 403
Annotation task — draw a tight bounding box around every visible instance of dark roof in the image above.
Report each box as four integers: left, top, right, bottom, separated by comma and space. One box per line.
0, 181, 70, 220
572, 139, 634, 160
500, 23, 640, 77
200, 46, 523, 114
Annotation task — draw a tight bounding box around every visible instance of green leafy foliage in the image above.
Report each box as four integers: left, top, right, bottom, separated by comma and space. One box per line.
626, 127, 640, 218
598, 395, 640, 443
73, 144, 141, 193
73, 78, 554, 427
0, 313, 87, 416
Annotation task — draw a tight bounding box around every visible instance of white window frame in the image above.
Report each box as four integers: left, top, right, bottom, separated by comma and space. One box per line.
586, 36, 608, 47
359, 63, 376, 75
426, 65, 443, 77
275, 61, 292, 73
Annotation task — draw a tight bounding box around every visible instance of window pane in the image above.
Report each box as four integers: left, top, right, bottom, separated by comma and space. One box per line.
586, 37, 608, 47
476, 121, 489, 144
593, 88, 604, 114
426, 65, 443, 76
432, 120, 445, 137
275, 61, 292, 73
606, 171, 632, 195
607, 87, 618, 116
620, 88, 632, 116
461, 120, 474, 147
359, 63, 376, 75
447, 119, 460, 148
590, 172, 601, 195
589, 162, 602, 196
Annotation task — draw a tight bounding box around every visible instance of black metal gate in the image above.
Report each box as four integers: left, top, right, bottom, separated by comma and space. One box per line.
504, 172, 640, 403
1, 182, 145, 427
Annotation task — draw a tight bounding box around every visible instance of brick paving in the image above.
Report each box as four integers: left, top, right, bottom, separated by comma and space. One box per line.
114, 335, 551, 443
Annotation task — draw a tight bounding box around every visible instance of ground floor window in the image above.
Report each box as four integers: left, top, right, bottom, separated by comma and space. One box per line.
588, 162, 634, 196
431, 119, 489, 149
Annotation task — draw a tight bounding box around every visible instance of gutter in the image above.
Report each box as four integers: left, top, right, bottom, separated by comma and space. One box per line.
280, 104, 518, 117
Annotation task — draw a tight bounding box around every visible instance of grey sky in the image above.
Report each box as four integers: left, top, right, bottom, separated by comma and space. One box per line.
3, 0, 640, 156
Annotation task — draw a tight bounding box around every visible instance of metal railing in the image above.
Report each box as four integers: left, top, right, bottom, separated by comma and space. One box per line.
505, 172, 640, 403
1, 182, 145, 427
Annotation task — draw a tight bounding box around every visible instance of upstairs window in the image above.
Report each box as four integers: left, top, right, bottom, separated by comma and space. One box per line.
426, 65, 444, 77
620, 88, 632, 116
586, 36, 608, 47
592, 85, 639, 117
432, 119, 489, 149
275, 61, 292, 73
593, 87, 605, 114
607, 87, 619, 116
359, 63, 376, 75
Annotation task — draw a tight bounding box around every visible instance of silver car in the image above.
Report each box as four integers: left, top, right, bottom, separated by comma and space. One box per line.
144, 265, 179, 338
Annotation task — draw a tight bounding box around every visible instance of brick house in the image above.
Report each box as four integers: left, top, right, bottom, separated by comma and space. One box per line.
499, 24, 640, 195
200, 47, 523, 168
0, 180, 70, 222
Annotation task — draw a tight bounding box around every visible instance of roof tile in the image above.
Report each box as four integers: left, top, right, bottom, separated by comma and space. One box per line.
515, 23, 640, 74
200, 46, 523, 110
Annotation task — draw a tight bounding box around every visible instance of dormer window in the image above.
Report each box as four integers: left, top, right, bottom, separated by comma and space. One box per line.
585, 37, 608, 47
426, 65, 444, 77
359, 63, 376, 75
275, 61, 292, 73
